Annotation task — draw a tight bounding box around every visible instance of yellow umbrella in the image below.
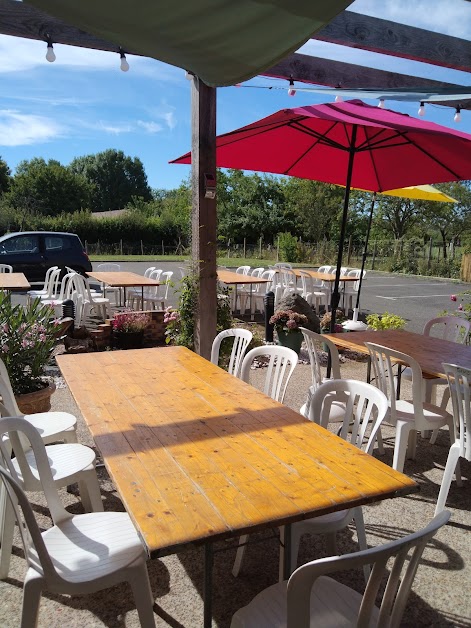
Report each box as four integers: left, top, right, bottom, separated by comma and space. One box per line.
344, 184, 457, 330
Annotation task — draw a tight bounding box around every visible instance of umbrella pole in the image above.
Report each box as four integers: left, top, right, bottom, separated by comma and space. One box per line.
328, 126, 357, 378
353, 191, 376, 320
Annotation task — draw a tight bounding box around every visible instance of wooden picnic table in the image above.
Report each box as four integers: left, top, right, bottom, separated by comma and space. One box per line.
57, 345, 417, 627
324, 329, 471, 380
87, 271, 159, 306
218, 269, 270, 316
0, 272, 30, 291
293, 269, 358, 283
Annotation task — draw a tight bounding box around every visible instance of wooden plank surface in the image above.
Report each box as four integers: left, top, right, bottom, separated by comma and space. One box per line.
57, 346, 417, 558
325, 329, 471, 380
0, 272, 30, 290
217, 270, 270, 285
87, 271, 159, 287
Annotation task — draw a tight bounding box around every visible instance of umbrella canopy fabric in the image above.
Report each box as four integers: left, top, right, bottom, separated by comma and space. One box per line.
378, 185, 458, 203
172, 99, 471, 191
26, 0, 353, 88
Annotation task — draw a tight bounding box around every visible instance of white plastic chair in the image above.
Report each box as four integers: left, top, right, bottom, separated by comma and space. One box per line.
401, 316, 471, 407
298, 328, 348, 425
278, 379, 389, 582
96, 262, 122, 305
365, 342, 454, 473
297, 270, 328, 313
36, 267, 62, 302
0, 418, 155, 627
0, 416, 103, 579
72, 274, 110, 321
141, 270, 173, 310
435, 363, 470, 514
274, 269, 297, 306
238, 267, 264, 314
40, 271, 77, 317
236, 266, 251, 275
240, 345, 298, 404
128, 267, 160, 309
0, 358, 77, 446
211, 328, 253, 377
0, 264, 12, 273
342, 268, 364, 311
26, 266, 59, 303
250, 269, 277, 317
231, 511, 450, 628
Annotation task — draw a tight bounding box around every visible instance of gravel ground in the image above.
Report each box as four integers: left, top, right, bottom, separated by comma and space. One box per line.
0, 347, 469, 627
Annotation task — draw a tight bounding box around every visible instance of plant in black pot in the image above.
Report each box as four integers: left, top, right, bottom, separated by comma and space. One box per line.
112, 310, 150, 350
0, 292, 63, 413
270, 309, 308, 354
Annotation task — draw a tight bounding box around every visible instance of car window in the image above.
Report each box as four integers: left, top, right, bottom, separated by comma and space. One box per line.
0, 235, 40, 255
45, 236, 73, 251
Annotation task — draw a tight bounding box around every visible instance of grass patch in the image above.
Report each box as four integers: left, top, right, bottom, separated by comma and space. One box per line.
89, 254, 316, 268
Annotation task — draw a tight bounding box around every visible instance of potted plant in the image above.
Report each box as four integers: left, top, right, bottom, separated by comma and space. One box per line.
319, 309, 347, 334
366, 311, 406, 331
111, 310, 151, 349
269, 309, 308, 354
0, 293, 63, 413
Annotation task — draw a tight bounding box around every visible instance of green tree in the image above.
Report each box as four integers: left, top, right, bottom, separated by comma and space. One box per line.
70, 149, 152, 212
0, 157, 11, 195
5, 157, 93, 216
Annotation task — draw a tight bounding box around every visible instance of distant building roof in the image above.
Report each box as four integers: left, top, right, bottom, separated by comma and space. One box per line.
91, 209, 128, 219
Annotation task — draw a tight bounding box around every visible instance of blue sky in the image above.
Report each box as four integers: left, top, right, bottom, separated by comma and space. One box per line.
1, 0, 471, 190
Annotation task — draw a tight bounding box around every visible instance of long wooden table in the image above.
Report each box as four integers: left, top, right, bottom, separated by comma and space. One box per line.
87, 271, 159, 306
218, 269, 270, 317
57, 346, 417, 626
293, 269, 358, 284
0, 272, 30, 291
324, 329, 471, 380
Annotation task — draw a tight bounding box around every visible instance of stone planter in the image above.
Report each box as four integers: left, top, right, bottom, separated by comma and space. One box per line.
113, 330, 145, 350
15, 381, 56, 414
276, 330, 303, 354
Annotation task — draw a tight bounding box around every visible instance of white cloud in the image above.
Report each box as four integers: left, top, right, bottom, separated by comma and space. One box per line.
0, 110, 63, 145
137, 120, 163, 133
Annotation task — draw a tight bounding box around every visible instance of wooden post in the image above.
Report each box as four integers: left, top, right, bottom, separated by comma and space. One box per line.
259, 236, 262, 258
141, 240, 144, 255
191, 78, 217, 359
276, 236, 280, 261
243, 237, 246, 259
428, 237, 433, 268
120, 239, 123, 255
162, 240, 165, 255
371, 241, 377, 269
347, 234, 353, 264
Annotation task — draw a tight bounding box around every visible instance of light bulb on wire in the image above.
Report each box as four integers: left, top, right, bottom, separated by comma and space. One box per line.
378, 98, 385, 109
119, 48, 130, 72
45, 40, 56, 63
288, 79, 296, 97
418, 102, 425, 116
454, 106, 462, 123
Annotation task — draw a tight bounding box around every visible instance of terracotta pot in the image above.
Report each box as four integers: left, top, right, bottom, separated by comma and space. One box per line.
276, 329, 303, 354
15, 381, 56, 414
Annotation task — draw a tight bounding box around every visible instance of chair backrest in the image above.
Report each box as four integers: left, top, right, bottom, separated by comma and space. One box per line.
41, 265, 59, 291
143, 266, 156, 278
297, 270, 312, 297
57, 271, 77, 301
365, 342, 427, 428
310, 379, 388, 453
0, 358, 21, 415
43, 267, 62, 299
211, 328, 253, 376
274, 262, 292, 270
97, 263, 120, 272
250, 267, 265, 277
317, 265, 332, 274
240, 345, 298, 403
299, 327, 341, 384
424, 316, 471, 344
0, 264, 13, 273
236, 266, 251, 275
346, 268, 363, 292
286, 511, 450, 628
158, 271, 173, 299
443, 363, 471, 461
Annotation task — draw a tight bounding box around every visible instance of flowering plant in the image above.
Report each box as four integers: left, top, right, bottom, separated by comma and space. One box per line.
270, 309, 308, 333
444, 291, 471, 343
0, 293, 62, 395
111, 310, 150, 333
319, 309, 346, 333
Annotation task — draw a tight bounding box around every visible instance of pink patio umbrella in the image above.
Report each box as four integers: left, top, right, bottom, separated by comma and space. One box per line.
171, 99, 471, 329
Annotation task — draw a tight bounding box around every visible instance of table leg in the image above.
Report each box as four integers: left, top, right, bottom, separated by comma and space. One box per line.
282, 523, 292, 581
204, 542, 214, 628
250, 285, 254, 320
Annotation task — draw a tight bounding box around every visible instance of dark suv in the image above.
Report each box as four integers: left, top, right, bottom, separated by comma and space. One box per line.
0, 231, 92, 282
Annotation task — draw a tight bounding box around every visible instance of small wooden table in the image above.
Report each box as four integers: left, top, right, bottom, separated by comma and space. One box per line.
57, 346, 417, 627
324, 329, 471, 380
293, 269, 358, 284
218, 269, 270, 316
0, 272, 30, 292
87, 271, 159, 307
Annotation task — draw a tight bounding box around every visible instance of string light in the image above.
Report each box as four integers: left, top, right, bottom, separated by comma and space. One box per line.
454, 106, 462, 123
418, 102, 425, 116
378, 98, 385, 109
45, 37, 56, 63
119, 48, 129, 72
288, 79, 296, 97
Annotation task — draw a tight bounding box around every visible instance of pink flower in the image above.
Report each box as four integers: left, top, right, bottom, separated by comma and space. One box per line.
1, 344, 9, 352
458, 304, 463, 311
450, 294, 457, 301
286, 319, 297, 329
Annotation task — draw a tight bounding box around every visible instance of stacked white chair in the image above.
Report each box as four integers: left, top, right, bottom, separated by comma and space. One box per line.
366, 342, 454, 473
342, 268, 364, 311
435, 363, 470, 515
210, 328, 253, 377
0, 417, 155, 627
250, 269, 277, 318
0, 416, 103, 579
238, 267, 264, 315
26, 266, 59, 304
0, 264, 12, 273
141, 270, 173, 310
297, 270, 328, 313
231, 511, 450, 628
128, 267, 159, 309
35, 267, 62, 304
71, 273, 110, 322
40, 271, 77, 317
